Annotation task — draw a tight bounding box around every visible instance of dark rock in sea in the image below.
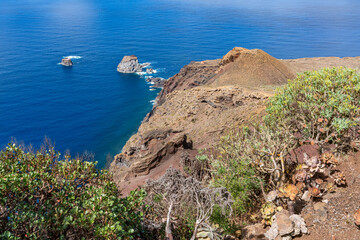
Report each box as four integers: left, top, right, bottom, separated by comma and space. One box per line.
146, 68, 155, 74
117, 55, 150, 73
146, 77, 166, 88
61, 58, 73, 66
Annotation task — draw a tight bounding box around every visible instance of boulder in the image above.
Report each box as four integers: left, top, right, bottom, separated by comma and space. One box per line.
117, 55, 149, 73
61, 58, 73, 66
313, 202, 328, 222
242, 223, 267, 240
146, 68, 155, 74
289, 215, 308, 236
287, 144, 319, 164
276, 210, 293, 236
354, 209, 360, 226
265, 210, 308, 240
146, 77, 166, 88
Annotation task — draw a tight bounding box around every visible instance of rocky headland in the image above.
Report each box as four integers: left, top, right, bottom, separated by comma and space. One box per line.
111, 48, 360, 192
110, 47, 360, 239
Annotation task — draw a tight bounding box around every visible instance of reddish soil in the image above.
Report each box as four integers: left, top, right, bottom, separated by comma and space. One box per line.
299, 151, 360, 240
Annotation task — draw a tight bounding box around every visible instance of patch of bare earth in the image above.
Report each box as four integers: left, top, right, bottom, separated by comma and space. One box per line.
299, 151, 360, 240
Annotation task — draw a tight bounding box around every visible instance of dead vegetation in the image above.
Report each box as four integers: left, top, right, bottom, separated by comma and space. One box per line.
144, 168, 233, 240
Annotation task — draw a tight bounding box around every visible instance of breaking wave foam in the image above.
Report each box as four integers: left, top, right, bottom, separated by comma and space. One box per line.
63, 56, 82, 59
136, 71, 146, 76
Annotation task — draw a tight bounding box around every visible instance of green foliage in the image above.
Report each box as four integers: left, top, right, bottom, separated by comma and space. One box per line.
210, 206, 237, 235
210, 129, 262, 214
210, 67, 360, 220
210, 123, 297, 215
172, 209, 196, 240
0, 144, 146, 239
266, 67, 360, 150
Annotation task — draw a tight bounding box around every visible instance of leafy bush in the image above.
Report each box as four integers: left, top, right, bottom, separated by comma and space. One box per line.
266, 67, 360, 151
0, 144, 145, 239
210, 129, 262, 214
210, 67, 360, 215
210, 124, 296, 214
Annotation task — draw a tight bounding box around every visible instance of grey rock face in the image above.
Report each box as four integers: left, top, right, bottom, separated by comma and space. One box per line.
61, 58, 73, 66
117, 55, 149, 73
276, 210, 294, 236
289, 214, 308, 236
265, 210, 308, 240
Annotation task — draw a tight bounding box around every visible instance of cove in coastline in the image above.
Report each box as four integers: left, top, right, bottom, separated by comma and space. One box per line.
0, 0, 360, 168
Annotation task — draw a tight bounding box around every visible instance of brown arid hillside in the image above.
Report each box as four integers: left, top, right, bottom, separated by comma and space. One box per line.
207, 47, 296, 87
157, 47, 360, 104
111, 86, 269, 194
110, 47, 360, 239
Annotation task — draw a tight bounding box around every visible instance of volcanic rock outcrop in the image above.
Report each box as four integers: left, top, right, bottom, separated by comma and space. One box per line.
117, 55, 150, 73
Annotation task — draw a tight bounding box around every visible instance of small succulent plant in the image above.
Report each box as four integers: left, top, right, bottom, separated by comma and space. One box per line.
332, 171, 346, 186
320, 152, 338, 166
196, 226, 223, 240
278, 184, 299, 201
260, 202, 283, 225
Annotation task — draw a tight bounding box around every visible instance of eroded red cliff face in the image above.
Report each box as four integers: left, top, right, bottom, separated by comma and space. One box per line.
156, 59, 220, 105
111, 86, 269, 194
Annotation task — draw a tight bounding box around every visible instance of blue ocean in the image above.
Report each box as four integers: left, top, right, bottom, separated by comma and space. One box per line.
1, 0, 360, 168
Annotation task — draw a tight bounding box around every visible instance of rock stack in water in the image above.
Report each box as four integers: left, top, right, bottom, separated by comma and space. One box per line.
117, 55, 149, 73
61, 58, 73, 67
145, 77, 166, 88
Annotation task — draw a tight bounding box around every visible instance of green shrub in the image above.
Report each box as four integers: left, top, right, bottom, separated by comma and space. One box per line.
266, 67, 360, 151
210, 67, 360, 222
0, 144, 145, 239
210, 124, 295, 214
210, 129, 262, 214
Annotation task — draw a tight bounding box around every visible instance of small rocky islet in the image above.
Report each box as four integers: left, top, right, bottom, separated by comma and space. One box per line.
60, 57, 73, 66
117, 55, 166, 88
117, 55, 150, 73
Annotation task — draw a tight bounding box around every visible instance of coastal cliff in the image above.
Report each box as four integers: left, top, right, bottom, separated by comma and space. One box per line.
110, 47, 360, 194
109, 47, 360, 239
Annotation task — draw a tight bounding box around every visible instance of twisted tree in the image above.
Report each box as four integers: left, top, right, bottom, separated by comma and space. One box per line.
145, 168, 233, 240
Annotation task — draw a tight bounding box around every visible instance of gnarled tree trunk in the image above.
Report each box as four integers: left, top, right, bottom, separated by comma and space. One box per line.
165, 201, 173, 240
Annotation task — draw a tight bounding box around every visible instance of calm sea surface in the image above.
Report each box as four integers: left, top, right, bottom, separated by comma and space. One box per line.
1, 0, 360, 167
